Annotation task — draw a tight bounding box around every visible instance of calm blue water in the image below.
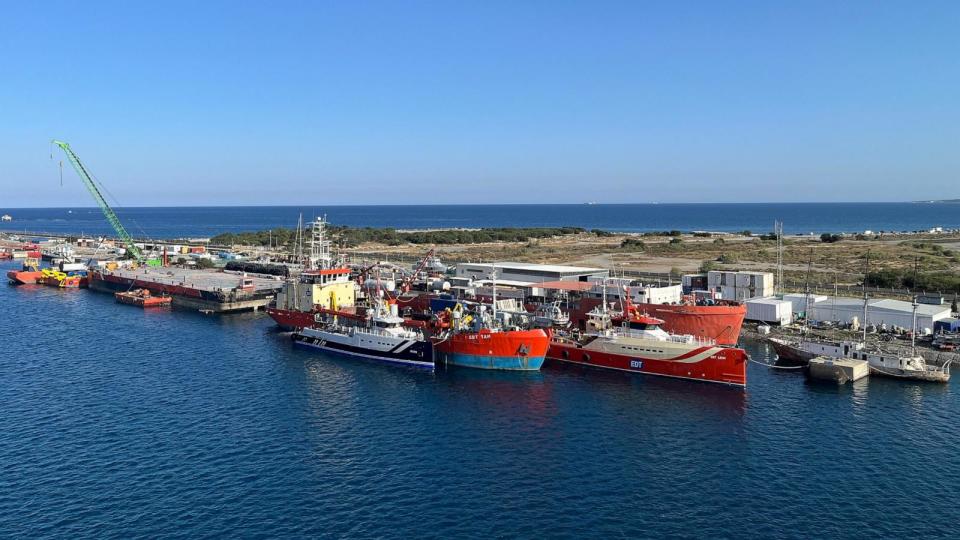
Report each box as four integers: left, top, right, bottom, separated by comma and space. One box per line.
3, 259, 959, 538
1, 203, 959, 239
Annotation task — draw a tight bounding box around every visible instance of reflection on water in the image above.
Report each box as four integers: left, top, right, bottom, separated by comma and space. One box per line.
4, 259, 960, 539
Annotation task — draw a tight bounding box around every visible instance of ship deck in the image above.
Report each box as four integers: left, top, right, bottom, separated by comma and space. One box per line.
100, 266, 284, 294
91, 266, 284, 313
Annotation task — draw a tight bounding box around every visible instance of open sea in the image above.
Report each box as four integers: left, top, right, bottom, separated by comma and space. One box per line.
1, 202, 959, 239
2, 259, 960, 538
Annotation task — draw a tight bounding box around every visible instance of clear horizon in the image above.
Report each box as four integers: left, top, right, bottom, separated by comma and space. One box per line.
2, 200, 957, 211
2, 1, 958, 207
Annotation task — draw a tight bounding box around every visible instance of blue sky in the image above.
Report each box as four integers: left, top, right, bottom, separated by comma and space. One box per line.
1, 1, 958, 206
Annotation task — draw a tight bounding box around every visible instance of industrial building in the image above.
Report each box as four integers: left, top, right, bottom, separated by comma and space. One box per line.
806, 296, 951, 332
707, 270, 774, 301
455, 262, 608, 283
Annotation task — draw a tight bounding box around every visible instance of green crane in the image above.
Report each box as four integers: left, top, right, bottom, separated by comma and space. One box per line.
51, 140, 145, 263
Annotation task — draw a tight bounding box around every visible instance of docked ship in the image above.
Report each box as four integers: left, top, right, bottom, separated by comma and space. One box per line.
267, 216, 360, 330
569, 294, 746, 346
769, 337, 950, 382
292, 297, 433, 369
769, 292, 950, 382
90, 268, 278, 312
6, 257, 44, 285
38, 263, 89, 288
115, 288, 172, 308
432, 284, 549, 371
548, 308, 748, 387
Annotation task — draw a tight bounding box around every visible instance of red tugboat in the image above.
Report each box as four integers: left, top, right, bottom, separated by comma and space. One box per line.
548, 285, 747, 386
432, 272, 549, 371
433, 304, 550, 371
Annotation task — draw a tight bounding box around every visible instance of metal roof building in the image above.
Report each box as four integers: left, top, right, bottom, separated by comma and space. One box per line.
807, 296, 951, 332
454, 262, 608, 283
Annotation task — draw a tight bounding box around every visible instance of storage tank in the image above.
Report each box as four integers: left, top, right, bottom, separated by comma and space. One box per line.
428, 279, 451, 291
363, 279, 397, 292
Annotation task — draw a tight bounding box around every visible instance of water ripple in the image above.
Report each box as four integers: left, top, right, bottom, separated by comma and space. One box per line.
2, 261, 959, 538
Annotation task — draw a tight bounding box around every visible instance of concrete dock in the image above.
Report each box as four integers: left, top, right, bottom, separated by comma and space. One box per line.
808, 356, 870, 383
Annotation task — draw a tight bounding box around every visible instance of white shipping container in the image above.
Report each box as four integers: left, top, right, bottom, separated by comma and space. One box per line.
720, 285, 736, 300
60, 262, 86, 272
746, 298, 793, 325
633, 284, 682, 305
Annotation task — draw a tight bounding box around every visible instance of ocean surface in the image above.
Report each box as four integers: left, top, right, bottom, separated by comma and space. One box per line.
1, 203, 959, 239
3, 260, 960, 538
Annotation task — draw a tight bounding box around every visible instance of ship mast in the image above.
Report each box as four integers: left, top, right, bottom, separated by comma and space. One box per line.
775, 220, 784, 296
911, 295, 918, 354
309, 215, 332, 270
490, 264, 497, 323
862, 251, 870, 344
802, 249, 812, 336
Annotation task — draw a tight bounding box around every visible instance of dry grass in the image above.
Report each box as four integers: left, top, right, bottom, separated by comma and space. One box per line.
344, 231, 960, 286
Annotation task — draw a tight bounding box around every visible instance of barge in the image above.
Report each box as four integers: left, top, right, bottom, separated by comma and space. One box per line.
90, 267, 282, 313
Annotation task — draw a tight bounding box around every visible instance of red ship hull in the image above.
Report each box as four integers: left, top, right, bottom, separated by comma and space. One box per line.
6, 270, 44, 285
434, 329, 550, 370
267, 306, 370, 330
267, 307, 318, 330
547, 341, 747, 386
572, 297, 746, 346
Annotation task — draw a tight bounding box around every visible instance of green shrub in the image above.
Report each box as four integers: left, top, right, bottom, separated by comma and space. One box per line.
820, 233, 842, 243
620, 238, 646, 250
718, 253, 738, 264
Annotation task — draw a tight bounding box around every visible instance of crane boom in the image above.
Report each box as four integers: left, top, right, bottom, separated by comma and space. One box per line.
51, 140, 145, 263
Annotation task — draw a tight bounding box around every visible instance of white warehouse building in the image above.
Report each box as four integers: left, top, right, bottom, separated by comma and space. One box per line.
806, 296, 951, 331
455, 262, 608, 283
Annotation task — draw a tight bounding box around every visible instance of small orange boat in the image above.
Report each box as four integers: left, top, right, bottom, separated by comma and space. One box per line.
115, 288, 172, 308
6, 258, 44, 285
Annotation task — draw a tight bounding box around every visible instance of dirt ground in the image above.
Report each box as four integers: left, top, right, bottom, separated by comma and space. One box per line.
341, 231, 960, 286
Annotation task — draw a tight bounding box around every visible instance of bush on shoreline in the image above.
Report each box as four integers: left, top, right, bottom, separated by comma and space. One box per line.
210, 225, 587, 248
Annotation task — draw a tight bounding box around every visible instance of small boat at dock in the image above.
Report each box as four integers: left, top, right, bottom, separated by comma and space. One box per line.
7, 257, 44, 285
115, 288, 172, 308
